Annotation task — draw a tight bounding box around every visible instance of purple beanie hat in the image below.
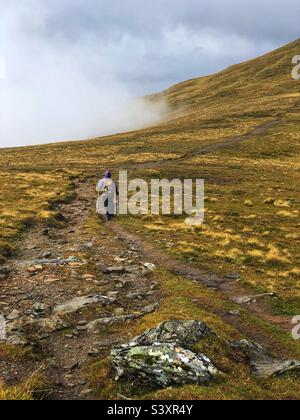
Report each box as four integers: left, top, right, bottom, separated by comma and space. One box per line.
104, 170, 112, 179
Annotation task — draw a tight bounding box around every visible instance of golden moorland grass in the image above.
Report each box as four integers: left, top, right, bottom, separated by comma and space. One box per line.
87, 269, 300, 400
0, 39, 299, 399
0, 170, 76, 262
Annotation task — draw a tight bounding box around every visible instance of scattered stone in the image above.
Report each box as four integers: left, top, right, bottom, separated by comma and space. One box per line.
34, 316, 70, 333
64, 361, 80, 371
125, 266, 140, 274
231, 340, 300, 378
145, 291, 156, 297
68, 261, 86, 268
85, 242, 94, 248
27, 265, 44, 274
79, 389, 93, 398
30, 256, 82, 266
87, 315, 137, 333
103, 266, 125, 275
32, 302, 52, 318
233, 293, 276, 305
53, 294, 113, 316
82, 274, 96, 281
78, 320, 89, 326
140, 303, 159, 314
130, 320, 213, 349
143, 263, 156, 273
114, 257, 126, 263
88, 347, 100, 356
228, 310, 240, 316
126, 291, 146, 299
107, 291, 119, 299
76, 325, 88, 332
253, 359, 300, 378
112, 343, 218, 387
78, 379, 87, 386
6, 310, 20, 321
6, 334, 29, 347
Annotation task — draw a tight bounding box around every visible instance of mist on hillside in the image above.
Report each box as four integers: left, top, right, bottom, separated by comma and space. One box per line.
1, 0, 298, 148
0, 2, 167, 148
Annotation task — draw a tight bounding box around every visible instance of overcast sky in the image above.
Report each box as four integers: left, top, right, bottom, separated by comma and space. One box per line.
0, 0, 299, 147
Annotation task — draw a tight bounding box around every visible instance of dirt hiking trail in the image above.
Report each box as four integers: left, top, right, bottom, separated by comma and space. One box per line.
0, 177, 297, 399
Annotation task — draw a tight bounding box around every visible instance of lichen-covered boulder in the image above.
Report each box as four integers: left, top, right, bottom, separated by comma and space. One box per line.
130, 320, 213, 349
112, 343, 218, 387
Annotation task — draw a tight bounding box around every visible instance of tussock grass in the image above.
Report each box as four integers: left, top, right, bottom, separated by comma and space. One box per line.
0, 39, 300, 399
0, 171, 76, 261
0, 374, 47, 401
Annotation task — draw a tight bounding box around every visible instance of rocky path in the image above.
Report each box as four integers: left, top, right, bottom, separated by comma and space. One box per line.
0, 179, 160, 400
0, 176, 298, 399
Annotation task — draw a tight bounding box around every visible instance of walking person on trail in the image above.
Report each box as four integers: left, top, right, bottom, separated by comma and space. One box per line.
96, 170, 119, 222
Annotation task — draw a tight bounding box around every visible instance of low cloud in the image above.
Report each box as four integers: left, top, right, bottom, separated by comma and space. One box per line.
0, 1, 167, 148
0, 0, 298, 147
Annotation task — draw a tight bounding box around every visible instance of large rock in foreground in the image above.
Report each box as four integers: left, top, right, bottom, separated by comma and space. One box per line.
130, 320, 213, 349
112, 343, 218, 387
111, 320, 218, 388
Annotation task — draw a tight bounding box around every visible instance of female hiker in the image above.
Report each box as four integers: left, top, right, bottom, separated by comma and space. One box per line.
96, 170, 118, 221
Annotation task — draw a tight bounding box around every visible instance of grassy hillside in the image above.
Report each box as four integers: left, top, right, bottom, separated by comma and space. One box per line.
1, 39, 299, 293
1, 39, 299, 170
0, 39, 299, 400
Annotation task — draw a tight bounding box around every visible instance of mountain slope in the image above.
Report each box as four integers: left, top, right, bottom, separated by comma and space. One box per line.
0, 40, 299, 400
1, 39, 299, 171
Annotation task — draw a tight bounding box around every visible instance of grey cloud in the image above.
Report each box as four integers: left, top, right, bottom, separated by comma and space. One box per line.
41, 0, 300, 43
0, 0, 298, 147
